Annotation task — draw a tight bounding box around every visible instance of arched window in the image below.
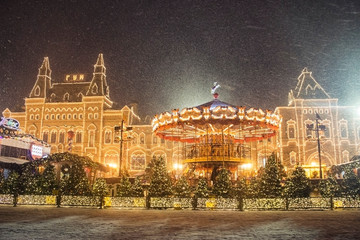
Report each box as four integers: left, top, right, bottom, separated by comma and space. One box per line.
287, 121, 296, 139
140, 133, 145, 144
104, 131, 112, 144
340, 121, 348, 139
130, 152, 146, 170
290, 151, 296, 165
43, 132, 49, 142
153, 135, 158, 144
59, 132, 65, 144
131, 133, 138, 144
63, 93, 70, 101
50, 131, 57, 143
88, 131, 95, 147
34, 86, 41, 96
92, 84, 98, 94
76, 132, 82, 143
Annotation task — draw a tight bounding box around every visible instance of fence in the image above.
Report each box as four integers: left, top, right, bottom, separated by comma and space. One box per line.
1, 194, 360, 210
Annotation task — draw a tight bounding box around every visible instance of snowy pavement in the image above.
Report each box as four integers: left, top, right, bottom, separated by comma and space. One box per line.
0, 206, 360, 239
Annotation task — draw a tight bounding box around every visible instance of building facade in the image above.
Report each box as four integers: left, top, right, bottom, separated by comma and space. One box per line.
4, 56, 359, 179
3, 54, 174, 177
275, 68, 360, 177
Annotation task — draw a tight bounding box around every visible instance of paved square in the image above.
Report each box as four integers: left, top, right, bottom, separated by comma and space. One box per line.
0, 206, 360, 239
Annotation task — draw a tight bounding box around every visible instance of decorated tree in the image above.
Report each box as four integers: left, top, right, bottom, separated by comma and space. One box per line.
258, 153, 284, 198
195, 177, 210, 198
20, 163, 41, 194
284, 166, 311, 198
131, 177, 144, 197
116, 176, 132, 197
61, 162, 92, 196
93, 178, 109, 209
148, 156, 173, 197
233, 178, 247, 199
341, 168, 360, 198
246, 177, 259, 198
173, 176, 191, 198
0, 171, 5, 194
213, 168, 232, 198
4, 171, 21, 195
93, 178, 109, 197
37, 164, 57, 195
318, 175, 341, 198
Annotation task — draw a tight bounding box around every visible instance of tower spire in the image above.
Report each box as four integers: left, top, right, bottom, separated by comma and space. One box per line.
29, 57, 52, 98
86, 53, 110, 98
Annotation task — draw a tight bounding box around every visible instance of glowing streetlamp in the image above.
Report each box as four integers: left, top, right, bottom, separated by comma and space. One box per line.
114, 120, 132, 177
306, 113, 326, 179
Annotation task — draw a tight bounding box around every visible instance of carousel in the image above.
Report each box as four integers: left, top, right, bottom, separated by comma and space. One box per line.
152, 83, 282, 181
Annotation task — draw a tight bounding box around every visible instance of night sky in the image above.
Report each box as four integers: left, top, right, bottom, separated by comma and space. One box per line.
1, 0, 360, 118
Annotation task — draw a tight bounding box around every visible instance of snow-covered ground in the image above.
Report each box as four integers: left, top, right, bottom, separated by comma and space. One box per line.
0, 206, 359, 239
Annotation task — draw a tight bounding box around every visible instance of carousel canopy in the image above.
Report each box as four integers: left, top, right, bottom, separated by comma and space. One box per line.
152, 95, 282, 143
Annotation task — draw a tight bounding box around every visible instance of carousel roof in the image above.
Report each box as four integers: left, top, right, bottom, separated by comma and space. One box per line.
194, 98, 238, 111
152, 94, 282, 143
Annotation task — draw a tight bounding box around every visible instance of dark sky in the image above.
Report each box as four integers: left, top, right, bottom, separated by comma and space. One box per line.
1, 0, 360, 117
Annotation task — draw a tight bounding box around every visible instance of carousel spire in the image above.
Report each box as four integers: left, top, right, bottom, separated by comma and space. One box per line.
211, 82, 220, 99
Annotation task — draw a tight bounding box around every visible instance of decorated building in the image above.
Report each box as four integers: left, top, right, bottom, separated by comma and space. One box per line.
2, 54, 145, 177
3, 55, 359, 179
275, 68, 360, 178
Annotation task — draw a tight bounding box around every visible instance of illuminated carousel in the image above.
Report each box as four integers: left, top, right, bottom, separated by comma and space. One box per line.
152, 83, 282, 181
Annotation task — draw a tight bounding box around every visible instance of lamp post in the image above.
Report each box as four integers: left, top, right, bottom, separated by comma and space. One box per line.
306, 113, 326, 179
115, 120, 132, 177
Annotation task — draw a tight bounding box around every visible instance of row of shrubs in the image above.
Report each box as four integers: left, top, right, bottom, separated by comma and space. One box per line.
1, 153, 360, 200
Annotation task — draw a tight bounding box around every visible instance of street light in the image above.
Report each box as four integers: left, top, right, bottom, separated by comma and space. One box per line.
114, 120, 133, 177
306, 113, 326, 179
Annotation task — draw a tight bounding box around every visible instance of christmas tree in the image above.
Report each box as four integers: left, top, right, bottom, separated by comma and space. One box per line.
38, 164, 57, 195
116, 176, 132, 197
4, 170, 21, 195
148, 156, 173, 197
130, 177, 144, 197
61, 162, 91, 196
93, 178, 109, 197
233, 178, 247, 199
341, 167, 360, 198
284, 166, 311, 198
195, 177, 210, 198
246, 177, 260, 198
318, 175, 341, 198
20, 163, 40, 194
173, 176, 191, 198
258, 153, 284, 198
0, 171, 5, 194
213, 168, 232, 198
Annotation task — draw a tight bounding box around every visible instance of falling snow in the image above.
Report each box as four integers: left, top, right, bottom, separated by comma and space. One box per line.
1, 1, 360, 117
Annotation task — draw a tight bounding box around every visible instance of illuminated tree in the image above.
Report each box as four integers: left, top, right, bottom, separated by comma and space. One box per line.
148, 156, 173, 197
284, 166, 311, 198
246, 177, 259, 198
318, 175, 341, 198
60, 162, 91, 196
233, 178, 247, 199
130, 177, 144, 197
195, 177, 210, 198
173, 176, 191, 198
0, 171, 5, 194
37, 164, 57, 195
258, 153, 284, 198
341, 168, 360, 198
116, 176, 132, 197
213, 168, 232, 198
4, 171, 21, 195
93, 178, 109, 197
